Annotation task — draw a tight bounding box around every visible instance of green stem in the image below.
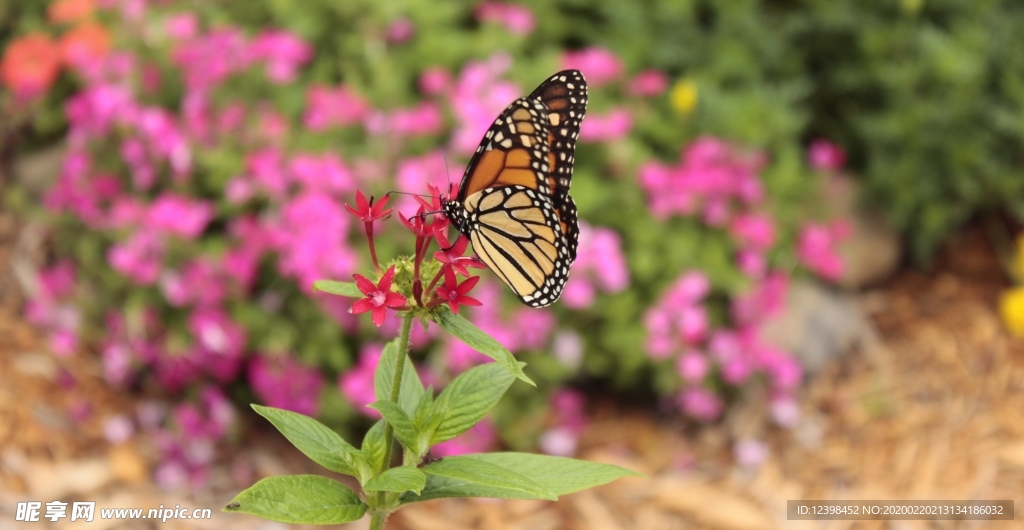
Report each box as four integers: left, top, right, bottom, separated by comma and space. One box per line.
369, 511, 388, 530
370, 312, 413, 529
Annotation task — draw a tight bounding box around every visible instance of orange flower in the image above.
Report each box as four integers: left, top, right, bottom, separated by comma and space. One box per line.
0, 33, 62, 99
48, 0, 96, 24
59, 22, 111, 66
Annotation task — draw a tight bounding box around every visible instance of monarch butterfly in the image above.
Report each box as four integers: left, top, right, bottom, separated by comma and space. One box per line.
442, 70, 588, 308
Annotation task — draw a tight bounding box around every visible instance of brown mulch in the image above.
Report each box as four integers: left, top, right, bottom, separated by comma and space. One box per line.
1, 208, 1022, 529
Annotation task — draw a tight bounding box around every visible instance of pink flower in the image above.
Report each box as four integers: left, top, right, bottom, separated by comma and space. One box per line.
248, 30, 312, 84
807, 138, 846, 171
367, 102, 444, 137
512, 308, 555, 350
638, 136, 767, 220
164, 13, 198, 40
561, 222, 630, 309
104, 415, 135, 444
475, 2, 536, 35
579, 107, 632, 143
338, 344, 384, 418
677, 351, 708, 382
396, 151, 450, 215
248, 355, 324, 416
171, 28, 251, 91
432, 419, 497, 456
678, 387, 723, 421
449, 54, 521, 154
109, 229, 164, 285
270, 191, 358, 290
290, 152, 355, 193
731, 271, 789, 326
147, 194, 214, 239
770, 396, 800, 427
350, 266, 407, 326
419, 67, 452, 95
796, 222, 847, 281
188, 308, 246, 382
729, 213, 776, 250
303, 84, 371, 131
720, 356, 752, 385
561, 47, 623, 87
538, 426, 579, 457
736, 250, 767, 279
385, 17, 415, 44
734, 439, 769, 469
626, 69, 668, 97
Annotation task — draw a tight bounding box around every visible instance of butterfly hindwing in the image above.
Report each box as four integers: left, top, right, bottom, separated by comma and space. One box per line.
463, 186, 570, 307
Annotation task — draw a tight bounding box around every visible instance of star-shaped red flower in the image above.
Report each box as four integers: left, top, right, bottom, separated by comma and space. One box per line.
434, 231, 486, 277
344, 190, 393, 222
348, 265, 407, 326
434, 267, 482, 314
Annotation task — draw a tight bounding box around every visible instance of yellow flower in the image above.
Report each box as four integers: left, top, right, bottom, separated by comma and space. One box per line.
669, 79, 698, 114
999, 286, 1024, 337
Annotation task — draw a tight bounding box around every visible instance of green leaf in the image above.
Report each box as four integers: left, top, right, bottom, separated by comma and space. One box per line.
251, 405, 361, 477
432, 310, 534, 386
374, 339, 425, 416
430, 363, 515, 444
406, 457, 555, 503
313, 280, 362, 298
361, 419, 388, 478
363, 466, 427, 495
461, 453, 642, 496
224, 475, 367, 524
368, 400, 420, 452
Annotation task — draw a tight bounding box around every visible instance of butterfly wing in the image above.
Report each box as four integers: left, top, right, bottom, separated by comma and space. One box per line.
528, 69, 587, 262
443, 96, 572, 307
464, 185, 569, 308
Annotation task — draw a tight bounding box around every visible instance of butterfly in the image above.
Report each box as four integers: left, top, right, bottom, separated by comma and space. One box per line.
442, 70, 587, 308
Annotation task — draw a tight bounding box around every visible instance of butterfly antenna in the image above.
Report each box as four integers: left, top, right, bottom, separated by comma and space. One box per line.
385, 190, 434, 199
443, 154, 453, 195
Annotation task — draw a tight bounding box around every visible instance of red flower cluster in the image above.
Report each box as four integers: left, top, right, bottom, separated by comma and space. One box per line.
344, 185, 485, 326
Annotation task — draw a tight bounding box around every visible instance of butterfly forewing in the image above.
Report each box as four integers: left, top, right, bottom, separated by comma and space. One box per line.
528, 69, 587, 261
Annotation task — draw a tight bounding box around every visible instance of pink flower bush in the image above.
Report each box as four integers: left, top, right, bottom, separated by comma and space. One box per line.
248, 355, 324, 416
638, 136, 766, 221
561, 221, 630, 309
303, 84, 371, 130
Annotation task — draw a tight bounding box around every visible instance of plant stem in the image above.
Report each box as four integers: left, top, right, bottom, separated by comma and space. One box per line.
369, 511, 388, 530
370, 312, 413, 529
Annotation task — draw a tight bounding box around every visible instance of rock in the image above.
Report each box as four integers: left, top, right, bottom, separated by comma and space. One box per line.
13, 143, 65, 193
824, 175, 903, 289
758, 280, 869, 374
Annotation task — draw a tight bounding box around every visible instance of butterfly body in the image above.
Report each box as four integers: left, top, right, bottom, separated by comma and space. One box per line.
442, 70, 588, 308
